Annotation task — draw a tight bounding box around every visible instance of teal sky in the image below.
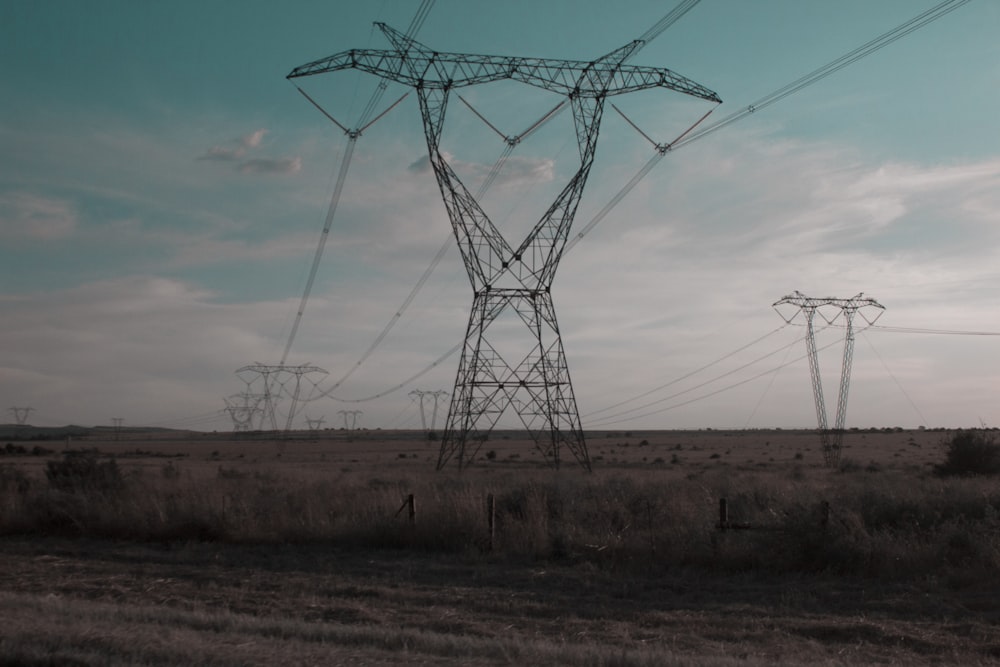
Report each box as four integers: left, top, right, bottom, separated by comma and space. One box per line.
2, 1, 998, 432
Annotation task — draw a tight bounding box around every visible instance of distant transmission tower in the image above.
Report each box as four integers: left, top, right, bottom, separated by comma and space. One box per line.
773, 291, 885, 466
409, 389, 448, 434
8, 407, 34, 426
235, 363, 327, 431
306, 415, 326, 431
289, 23, 720, 470
111, 417, 124, 441
224, 393, 262, 432
338, 409, 363, 430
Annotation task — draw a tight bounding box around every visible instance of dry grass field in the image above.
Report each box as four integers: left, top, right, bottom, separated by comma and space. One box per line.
1, 426, 999, 665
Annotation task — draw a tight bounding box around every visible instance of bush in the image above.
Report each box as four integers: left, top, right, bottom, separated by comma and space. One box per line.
45, 453, 124, 494
935, 430, 1000, 476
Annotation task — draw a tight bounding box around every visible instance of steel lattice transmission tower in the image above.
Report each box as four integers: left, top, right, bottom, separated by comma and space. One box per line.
224, 392, 262, 433
8, 407, 34, 426
235, 363, 327, 431
111, 417, 124, 441
409, 389, 448, 434
773, 291, 885, 466
339, 410, 363, 431
289, 23, 720, 470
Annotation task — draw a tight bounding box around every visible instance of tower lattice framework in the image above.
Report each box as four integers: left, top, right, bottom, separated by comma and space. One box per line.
289, 23, 720, 470
773, 291, 885, 466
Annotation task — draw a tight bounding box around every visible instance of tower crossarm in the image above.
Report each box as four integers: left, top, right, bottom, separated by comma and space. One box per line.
773, 291, 885, 316
287, 25, 721, 104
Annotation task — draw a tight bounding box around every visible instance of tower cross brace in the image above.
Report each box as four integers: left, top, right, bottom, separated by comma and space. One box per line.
289, 23, 720, 470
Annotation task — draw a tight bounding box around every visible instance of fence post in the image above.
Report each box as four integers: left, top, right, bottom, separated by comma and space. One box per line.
395, 494, 416, 525
487, 493, 496, 552
820, 500, 830, 529
719, 498, 728, 531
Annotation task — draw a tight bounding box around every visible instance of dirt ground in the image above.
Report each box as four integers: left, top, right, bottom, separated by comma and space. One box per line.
1, 428, 995, 665
1, 535, 999, 666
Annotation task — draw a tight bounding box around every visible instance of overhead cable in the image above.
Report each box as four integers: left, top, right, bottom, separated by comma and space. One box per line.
584, 334, 846, 428
583, 324, 789, 418
278, 1, 435, 367
568, 0, 973, 250
585, 330, 811, 425
299, 1, 706, 406
298, 0, 972, 410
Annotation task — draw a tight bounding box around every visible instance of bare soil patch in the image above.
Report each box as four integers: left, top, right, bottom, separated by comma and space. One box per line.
1, 536, 999, 666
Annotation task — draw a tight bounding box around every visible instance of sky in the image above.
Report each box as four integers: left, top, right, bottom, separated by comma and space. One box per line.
2, 0, 998, 433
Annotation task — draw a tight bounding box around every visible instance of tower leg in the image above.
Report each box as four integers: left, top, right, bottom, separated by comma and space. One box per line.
437, 290, 588, 470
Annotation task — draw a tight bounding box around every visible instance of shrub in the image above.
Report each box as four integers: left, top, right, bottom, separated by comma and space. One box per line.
935, 430, 1000, 476
0, 464, 30, 494
45, 453, 123, 494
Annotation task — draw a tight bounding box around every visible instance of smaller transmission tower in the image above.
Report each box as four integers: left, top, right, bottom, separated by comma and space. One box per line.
409, 390, 448, 434
306, 415, 326, 431
8, 407, 34, 426
224, 393, 262, 433
111, 417, 124, 441
338, 409, 363, 430
235, 363, 327, 431
773, 291, 885, 466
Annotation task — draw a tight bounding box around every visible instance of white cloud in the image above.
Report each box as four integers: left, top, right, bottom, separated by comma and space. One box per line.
0, 192, 78, 240
407, 152, 554, 187
198, 128, 301, 175
5, 111, 999, 432
241, 128, 268, 149
199, 128, 267, 161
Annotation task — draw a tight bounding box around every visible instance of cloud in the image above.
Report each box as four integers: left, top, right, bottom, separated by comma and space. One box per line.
199, 128, 269, 161
407, 155, 432, 174
237, 157, 303, 175
240, 128, 267, 149
406, 152, 554, 187
199, 128, 300, 175
0, 191, 78, 240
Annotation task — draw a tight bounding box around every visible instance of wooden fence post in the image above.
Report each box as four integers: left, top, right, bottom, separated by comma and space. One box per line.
719, 498, 728, 531
395, 493, 416, 525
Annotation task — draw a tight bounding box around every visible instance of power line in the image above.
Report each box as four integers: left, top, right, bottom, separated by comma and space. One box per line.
584, 324, 788, 418
290, 1, 707, 413
672, 0, 973, 150
860, 331, 930, 426
584, 334, 847, 428
567, 0, 973, 250
584, 331, 809, 426
286, 0, 975, 416
867, 324, 1000, 337
278, 0, 435, 366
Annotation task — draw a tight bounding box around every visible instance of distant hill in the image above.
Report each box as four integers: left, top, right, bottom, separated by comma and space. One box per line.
0, 424, 185, 440
0, 424, 93, 440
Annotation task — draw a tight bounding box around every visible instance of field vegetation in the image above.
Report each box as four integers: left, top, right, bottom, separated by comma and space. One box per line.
0, 427, 998, 665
